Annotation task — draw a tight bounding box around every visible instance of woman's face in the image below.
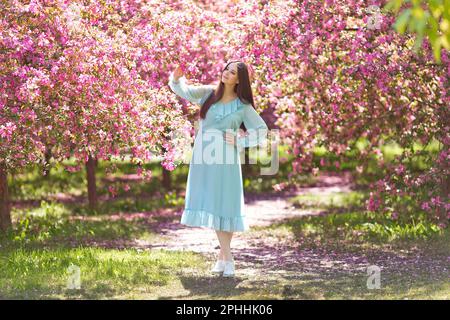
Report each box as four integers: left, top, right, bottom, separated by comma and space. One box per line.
221, 62, 239, 85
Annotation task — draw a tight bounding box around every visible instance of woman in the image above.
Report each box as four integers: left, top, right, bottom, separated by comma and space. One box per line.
168, 61, 268, 277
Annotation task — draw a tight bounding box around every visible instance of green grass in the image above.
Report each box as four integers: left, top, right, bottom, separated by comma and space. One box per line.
4, 200, 173, 248
290, 191, 367, 210
0, 246, 207, 299
0, 198, 210, 300
285, 191, 443, 243
311, 137, 442, 185
1, 241, 447, 299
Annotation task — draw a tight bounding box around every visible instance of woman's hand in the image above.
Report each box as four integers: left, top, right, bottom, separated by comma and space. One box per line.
223, 132, 236, 146
173, 65, 184, 82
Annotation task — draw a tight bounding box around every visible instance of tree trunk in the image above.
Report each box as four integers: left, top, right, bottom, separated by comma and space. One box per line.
42, 146, 52, 179
0, 162, 12, 233
162, 167, 171, 190
86, 155, 98, 210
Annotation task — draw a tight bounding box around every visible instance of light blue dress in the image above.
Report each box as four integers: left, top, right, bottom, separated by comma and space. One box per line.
168, 71, 268, 232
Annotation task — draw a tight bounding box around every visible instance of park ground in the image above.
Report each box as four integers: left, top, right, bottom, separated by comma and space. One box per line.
0, 147, 449, 299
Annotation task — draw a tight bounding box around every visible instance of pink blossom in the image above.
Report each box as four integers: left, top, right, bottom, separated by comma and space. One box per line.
421, 202, 431, 211
108, 186, 117, 198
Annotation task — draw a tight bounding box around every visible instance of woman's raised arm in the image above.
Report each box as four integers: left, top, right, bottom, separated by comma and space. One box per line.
168, 70, 214, 105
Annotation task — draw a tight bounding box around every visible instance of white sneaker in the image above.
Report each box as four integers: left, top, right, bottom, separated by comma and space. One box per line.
211, 260, 225, 274
222, 260, 235, 277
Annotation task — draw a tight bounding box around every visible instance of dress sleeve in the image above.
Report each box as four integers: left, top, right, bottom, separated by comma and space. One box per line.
236, 104, 269, 149
168, 70, 214, 105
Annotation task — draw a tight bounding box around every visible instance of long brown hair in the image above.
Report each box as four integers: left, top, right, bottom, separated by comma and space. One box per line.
199, 61, 255, 119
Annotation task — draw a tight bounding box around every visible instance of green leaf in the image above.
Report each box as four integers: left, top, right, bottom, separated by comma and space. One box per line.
432, 37, 442, 63
394, 9, 411, 34
442, 33, 450, 49
412, 33, 424, 52
384, 0, 404, 13
444, 1, 450, 19
428, 14, 439, 33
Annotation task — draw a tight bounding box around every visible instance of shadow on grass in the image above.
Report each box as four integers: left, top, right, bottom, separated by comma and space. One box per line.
4, 201, 184, 251
163, 275, 249, 299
